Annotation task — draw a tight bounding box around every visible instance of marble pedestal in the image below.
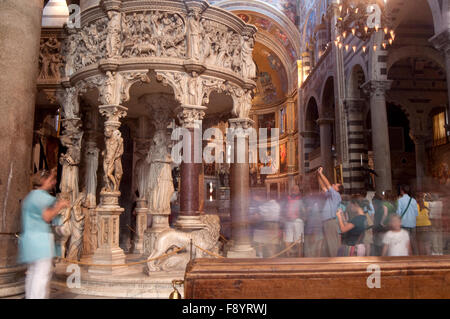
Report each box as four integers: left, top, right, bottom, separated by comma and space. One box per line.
89, 191, 127, 274
133, 199, 148, 254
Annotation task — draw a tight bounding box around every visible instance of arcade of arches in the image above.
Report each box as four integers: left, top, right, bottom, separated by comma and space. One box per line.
0, 0, 450, 298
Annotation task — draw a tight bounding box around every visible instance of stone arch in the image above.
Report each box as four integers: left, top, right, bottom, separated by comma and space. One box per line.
320, 76, 335, 118
390, 0, 436, 32
385, 98, 413, 125
213, 0, 302, 93
387, 46, 446, 73
303, 92, 321, 120
305, 96, 320, 132
213, 0, 301, 55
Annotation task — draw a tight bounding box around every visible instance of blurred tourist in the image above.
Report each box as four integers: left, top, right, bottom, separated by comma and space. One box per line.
416, 192, 432, 255
251, 194, 281, 258
18, 168, 69, 299
428, 192, 444, 255
303, 189, 324, 257
317, 167, 343, 257
282, 185, 305, 257
396, 185, 419, 255
382, 214, 412, 256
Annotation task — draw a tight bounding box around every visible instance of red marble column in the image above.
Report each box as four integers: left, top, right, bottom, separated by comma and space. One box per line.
227, 118, 256, 258
175, 105, 206, 230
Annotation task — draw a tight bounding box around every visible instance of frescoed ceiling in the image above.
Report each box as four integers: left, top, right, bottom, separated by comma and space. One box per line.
252, 42, 288, 105
234, 12, 298, 63
208, 0, 299, 25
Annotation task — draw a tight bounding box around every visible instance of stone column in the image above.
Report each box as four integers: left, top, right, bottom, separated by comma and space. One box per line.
363, 80, 393, 193
411, 133, 428, 192
300, 131, 319, 174
286, 98, 297, 193
175, 105, 206, 230
0, 0, 43, 298
317, 118, 334, 180
345, 99, 367, 194
133, 116, 151, 254
430, 30, 450, 134
227, 118, 256, 258
133, 137, 150, 254
89, 105, 127, 274
81, 121, 100, 260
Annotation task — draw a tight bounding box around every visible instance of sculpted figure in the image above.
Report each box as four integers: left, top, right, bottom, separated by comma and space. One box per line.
242, 35, 257, 79
39, 37, 63, 79
106, 11, 122, 58
188, 72, 201, 105
239, 90, 253, 118
59, 132, 82, 201
67, 192, 87, 261
103, 127, 124, 192
187, 10, 201, 59
39, 39, 50, 79
135, 150, 149, 201
102, 71, 116, 105
146, 131, 174, 215
85, 144, 99, 207
63, 33, 78, 77
146, 215, 220, 273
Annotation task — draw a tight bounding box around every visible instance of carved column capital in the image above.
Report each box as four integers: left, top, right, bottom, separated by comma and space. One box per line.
361, 80, 393, 98
177, 104, 206, 129
140, 93, 177, 131
61, 117, 82, 134
228, 118, 254, 131
99, 104, 127, 128
57, 87, 80, 119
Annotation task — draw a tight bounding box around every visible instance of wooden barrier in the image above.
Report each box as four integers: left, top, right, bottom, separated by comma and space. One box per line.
184, 256, 450, 299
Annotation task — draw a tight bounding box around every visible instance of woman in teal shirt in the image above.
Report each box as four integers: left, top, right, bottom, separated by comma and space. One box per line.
18, 169, 68, 299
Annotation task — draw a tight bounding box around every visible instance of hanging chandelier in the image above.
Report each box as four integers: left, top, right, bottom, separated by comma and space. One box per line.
334, 0, 395, 52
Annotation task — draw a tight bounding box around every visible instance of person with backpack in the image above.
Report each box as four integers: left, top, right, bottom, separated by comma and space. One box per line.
336, 197, 367, 256
396, 185, 419, 255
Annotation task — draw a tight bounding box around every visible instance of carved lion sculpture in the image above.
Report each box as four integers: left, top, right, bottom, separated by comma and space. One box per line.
146, 214, 221, 274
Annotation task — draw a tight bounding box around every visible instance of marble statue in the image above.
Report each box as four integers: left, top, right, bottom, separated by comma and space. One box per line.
67, 192, 87, 261
146, 130, 174, 214
84, 143, 99, 207
39, 36, 63, 80
54, 192, 72, 259
103, 127, 124, 192
188, 71, 202, 105
146, 215, 220, 273
106, 11, 122, 58
187, 10, 201, 59
59, 131, 83, 201
241, 35, 257, 79
135, 151, 149, 200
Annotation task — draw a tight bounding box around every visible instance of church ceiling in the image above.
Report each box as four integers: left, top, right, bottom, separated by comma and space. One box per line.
252, 42, 288, 106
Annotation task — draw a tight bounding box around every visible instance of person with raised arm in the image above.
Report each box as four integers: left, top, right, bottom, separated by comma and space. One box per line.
317, 166, 344, 257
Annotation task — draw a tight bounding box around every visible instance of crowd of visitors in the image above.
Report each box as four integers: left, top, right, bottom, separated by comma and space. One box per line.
248, 166, 447, 258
